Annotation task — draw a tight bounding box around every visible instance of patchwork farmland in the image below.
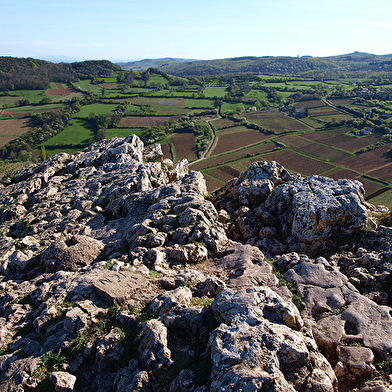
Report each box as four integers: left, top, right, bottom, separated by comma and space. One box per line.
1, 68, 392, 209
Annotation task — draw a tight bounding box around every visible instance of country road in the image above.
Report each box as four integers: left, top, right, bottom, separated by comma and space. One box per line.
189, 115, 220, 167
322, 97, 361, 118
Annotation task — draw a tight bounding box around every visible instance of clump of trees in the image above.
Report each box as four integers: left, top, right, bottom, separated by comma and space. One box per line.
0, 100, 82, 161
88, 102, 130, 135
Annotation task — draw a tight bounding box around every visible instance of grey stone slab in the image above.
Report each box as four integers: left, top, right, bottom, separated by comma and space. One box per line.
93, 271, 147, 304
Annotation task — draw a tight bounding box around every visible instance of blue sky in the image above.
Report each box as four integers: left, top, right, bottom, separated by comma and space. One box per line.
1, 0, 392, 61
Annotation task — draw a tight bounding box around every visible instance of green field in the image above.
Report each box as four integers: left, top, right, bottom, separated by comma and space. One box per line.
186, 99, 215, 109
130, 97, 189, 115
5, 103, 66, 112
8, 89, 47, 103
2, 66, 392, 209
147, 74, 170, 86
169, 91, 197, 97
124, 104, 143, 114
72, 79, 101, 92
43, 119, 95, 147
221, 102, 251, 114
76, 103, 119, 118
245, 90, 269, 101
203, 85, 229, 98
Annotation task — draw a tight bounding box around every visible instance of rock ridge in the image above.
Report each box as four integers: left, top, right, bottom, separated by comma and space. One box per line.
0, 136, 391, 392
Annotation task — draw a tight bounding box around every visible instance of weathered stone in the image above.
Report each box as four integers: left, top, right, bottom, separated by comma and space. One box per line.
93, 271, 148, 305
212, 287, 303, 330
1, 138, 391, 391
33, 305, 58, 334
127, 371, 151, 392
96, 328, 124, 363
195, 277, 226, 297
49, 371, 77, 392
150, 286, 192, 316
218, 160, 298, 207
42, 235, 104, 271
336, 345, 375, 377
209, 320, 336, 392
163, 305, 206, 335
143, 143, 164, 163
63, 307, 90, 335
265, 175, 368, 255
138, 319, 173, 372
169, 369, 196, 392
284, 259, 348, 289
165, 244, 208, 265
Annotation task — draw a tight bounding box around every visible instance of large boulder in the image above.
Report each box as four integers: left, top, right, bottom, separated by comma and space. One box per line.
209, 287, 337, 391
41, 234, 104, 271
216, 162, 368, 256
265, 175, 368, 254
280, 252, 392, 388
216, 160, 298, 207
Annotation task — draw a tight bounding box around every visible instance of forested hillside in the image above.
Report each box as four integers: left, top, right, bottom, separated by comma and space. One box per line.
157, 52, 392, 77
0, 57, 122, 91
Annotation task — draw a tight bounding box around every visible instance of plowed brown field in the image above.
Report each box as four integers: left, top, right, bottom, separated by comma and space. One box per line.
0, 118, 32, 147
171, 132, 197, 161
46, 82, 76, 95
120, 116, 172, 127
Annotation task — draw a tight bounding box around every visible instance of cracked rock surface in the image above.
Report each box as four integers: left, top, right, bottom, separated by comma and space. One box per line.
0, 136, 391, 391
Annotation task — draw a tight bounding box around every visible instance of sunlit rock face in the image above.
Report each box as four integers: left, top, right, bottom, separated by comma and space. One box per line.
0, 138, 391, 392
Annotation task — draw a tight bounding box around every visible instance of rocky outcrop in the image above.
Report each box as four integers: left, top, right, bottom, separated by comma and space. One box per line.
215, 161, 368, 256
216, 160, 299, 206
42, 235, 105, 271
265, 176, 368, 255
0, 136, 391, 391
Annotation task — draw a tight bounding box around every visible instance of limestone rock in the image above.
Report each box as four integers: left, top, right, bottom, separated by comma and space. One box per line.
265, 175, 368, 254
218, 160, 298, 207
335, 345, 375, 378
209, 311, 336, 392
195, 277, 226, 297
169, 369, 196, 392
49, 371, 77, 392
211, 286, 303, 330
42, 235, 104, 271
150, 286, 192, 316
162, 305, 206, 335
138, 319, 173, 372
93, 270, 148, 305
0, 139, 391, 391
96, 328, 125, 363
143, 143, 164, 163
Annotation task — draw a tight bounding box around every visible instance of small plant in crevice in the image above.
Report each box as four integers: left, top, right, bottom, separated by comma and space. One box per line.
104, 261, 115, 270
70, 305, 122, 354
33, 349, 67, 379
375, 355, 392, 382
266, 257, 304, 311
137, 306, 157, 323
149, 270, 162, 279
190, 296, 214, 310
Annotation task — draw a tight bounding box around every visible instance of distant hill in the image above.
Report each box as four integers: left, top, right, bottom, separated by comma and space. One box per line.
117, 57, 197, 72
141, 52, 392, 77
